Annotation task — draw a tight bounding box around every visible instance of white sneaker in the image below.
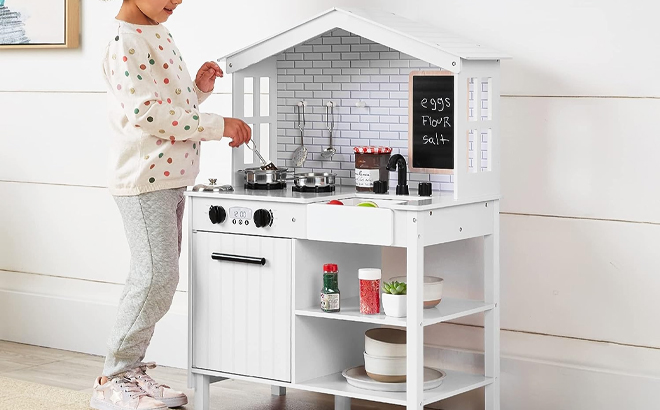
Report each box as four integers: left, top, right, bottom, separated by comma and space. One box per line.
126, 363, 188, 408
90, 376, 168, 410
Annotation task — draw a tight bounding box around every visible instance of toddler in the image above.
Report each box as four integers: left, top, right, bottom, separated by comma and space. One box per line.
91, 0, 250, 409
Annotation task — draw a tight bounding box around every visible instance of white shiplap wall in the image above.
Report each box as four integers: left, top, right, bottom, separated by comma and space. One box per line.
1, 0, 659, 408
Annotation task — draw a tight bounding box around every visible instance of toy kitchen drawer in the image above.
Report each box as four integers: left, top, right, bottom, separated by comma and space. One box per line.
306, 198, 404, 246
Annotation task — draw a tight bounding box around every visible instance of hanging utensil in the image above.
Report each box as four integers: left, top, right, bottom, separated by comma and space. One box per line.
247, 139, 278, 170
321, 101, 336, 159
292, 101, 308, 167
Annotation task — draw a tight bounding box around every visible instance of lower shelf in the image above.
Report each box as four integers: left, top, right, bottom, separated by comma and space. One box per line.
295, 369, 493, 406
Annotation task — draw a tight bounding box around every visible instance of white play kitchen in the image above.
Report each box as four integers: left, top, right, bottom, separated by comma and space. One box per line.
186, 8, 506, 410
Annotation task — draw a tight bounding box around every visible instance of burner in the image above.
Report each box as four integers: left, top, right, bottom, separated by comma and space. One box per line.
245, 182, 287, 190
292, 185, 336, 193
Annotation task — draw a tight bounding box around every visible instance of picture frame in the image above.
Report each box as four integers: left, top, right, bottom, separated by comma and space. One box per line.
0, 0, 80, 49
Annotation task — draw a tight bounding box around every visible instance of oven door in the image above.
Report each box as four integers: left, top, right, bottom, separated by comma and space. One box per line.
191, 232, 292, 382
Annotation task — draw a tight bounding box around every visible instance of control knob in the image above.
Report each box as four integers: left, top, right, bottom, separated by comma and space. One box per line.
208, 206, 226, 224
253, 209, 273, 228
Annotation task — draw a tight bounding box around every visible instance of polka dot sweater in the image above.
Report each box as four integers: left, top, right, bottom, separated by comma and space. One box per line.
102, 20, 224, 196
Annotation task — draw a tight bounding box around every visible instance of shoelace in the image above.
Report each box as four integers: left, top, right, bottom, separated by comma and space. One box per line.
116, 377, 149, 400
131, 362, 171, 391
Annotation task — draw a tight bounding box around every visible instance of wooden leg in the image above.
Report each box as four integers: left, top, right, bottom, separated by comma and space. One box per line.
193, 373, 210, 410
335, 396, 351, 410
271, 385, 286, 396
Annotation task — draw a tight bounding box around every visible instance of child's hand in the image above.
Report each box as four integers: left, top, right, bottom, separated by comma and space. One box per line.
223, 117, 252, 148
195, 62, 223, 93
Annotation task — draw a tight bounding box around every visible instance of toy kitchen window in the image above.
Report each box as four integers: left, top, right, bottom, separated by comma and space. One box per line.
231, 57, 278, 170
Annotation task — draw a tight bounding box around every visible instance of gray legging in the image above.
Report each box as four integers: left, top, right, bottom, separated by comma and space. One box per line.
103, 187, 185, 377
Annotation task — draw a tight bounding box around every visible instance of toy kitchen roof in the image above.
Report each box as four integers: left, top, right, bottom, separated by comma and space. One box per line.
218, 7, 510, 74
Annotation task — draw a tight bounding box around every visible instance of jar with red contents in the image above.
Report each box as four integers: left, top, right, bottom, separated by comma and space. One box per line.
354, 146, 392, 192
358, 268, 381, 315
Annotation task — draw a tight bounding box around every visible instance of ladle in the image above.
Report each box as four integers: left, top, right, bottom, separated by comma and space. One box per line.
321, 101, 336, 159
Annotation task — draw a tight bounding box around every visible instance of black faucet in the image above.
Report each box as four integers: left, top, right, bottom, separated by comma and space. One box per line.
386, 154, 409, 195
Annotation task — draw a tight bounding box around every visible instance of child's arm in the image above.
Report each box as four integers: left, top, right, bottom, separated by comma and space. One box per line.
193, 61, 223, 105
106, 34, 224, 143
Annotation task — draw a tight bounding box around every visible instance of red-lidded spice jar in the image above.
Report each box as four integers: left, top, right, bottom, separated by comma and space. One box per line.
354, 146, 392, 192
359, 268, 381, 314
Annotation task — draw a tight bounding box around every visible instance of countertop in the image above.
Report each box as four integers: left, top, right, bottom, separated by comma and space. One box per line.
185, 185, 500, 211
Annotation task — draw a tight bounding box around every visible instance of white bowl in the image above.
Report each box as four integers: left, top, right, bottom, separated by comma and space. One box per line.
390, 276, 443, 308
363, 351, 406, 383
365, 328, 406, 357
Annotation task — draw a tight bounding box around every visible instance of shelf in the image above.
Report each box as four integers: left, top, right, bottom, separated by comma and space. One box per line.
296, 369, 493, 406
295, 297, 494, 327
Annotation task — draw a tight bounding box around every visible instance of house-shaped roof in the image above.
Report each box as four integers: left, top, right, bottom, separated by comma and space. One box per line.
219, 7, 509, 74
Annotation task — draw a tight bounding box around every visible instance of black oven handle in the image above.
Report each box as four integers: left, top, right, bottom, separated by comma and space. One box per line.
211, 252, 266, 266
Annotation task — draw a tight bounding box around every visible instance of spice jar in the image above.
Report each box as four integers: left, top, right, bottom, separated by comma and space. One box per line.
321, 263, 340, 312
354, 146, 392, 192
359, 268, 381, 314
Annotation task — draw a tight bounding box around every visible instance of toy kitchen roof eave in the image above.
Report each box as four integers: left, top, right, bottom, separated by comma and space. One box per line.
217, 7, 510, 74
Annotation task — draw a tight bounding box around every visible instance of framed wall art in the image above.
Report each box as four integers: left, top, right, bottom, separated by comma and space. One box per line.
0, 0, 80, 48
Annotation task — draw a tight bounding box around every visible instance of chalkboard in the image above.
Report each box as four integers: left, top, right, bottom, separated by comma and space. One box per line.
409, 71, 454, 173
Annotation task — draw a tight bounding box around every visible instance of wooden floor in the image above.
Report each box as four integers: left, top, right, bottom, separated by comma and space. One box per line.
0, 340, 408, 410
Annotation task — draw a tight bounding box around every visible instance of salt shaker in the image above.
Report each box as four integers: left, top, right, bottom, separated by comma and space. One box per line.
359, 268, 381, 314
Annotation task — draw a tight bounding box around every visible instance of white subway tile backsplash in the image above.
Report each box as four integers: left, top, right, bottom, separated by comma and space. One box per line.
323, 37, 341, 45
370, 60, 390, 68
390, 108, 408, 116
342, 37, 361, 44
351, 91, 370, 99
380, 99, 399, 107
351, 60, 371, 69
342, 52, 360, 60
361, 68, 380, 75
305, 83, 323, 91
351, 44, 370, 52
323, 83, 342, 91
332, 60, 351, 68
332, 45, 351, 52
342, 83, 360, 91
277, 29, 451, 190
277, 61, 295, 68
380, 68, 400, 75
390, 60, 410, 68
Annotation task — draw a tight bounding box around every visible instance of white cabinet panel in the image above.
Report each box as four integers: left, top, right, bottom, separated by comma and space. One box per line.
192, 232, 291, 382
501, 97, 660, 223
